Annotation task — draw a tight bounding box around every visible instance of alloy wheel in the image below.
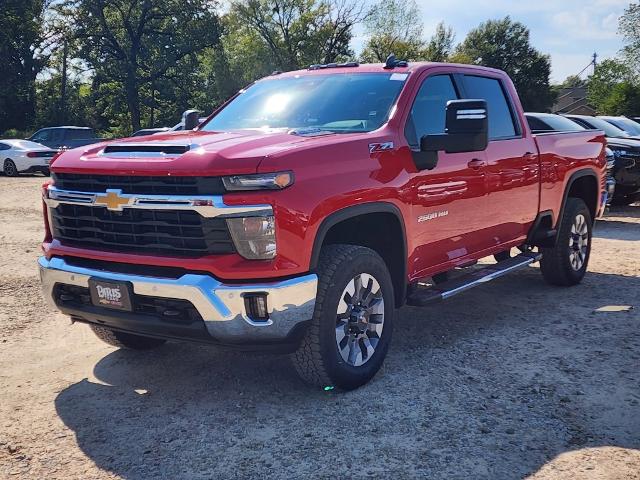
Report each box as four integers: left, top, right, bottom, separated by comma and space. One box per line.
4, 160, 17, 177
335, 273, 385, 367
569, 213, 589, 271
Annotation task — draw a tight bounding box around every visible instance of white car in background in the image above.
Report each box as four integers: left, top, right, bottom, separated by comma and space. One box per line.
0, 140, 56, 176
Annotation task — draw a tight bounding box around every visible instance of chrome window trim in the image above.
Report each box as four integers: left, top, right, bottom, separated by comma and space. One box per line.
44, 185, 272, 218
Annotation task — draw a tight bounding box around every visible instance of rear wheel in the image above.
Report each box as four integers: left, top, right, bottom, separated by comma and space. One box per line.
540, 198, 592, 286
292, 244, 394, 390
3, 159, 18, 177
90, 325, 166, 350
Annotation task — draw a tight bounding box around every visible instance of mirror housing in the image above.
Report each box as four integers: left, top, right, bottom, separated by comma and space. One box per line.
413, 99, 489, 171
182, 109, 201, 131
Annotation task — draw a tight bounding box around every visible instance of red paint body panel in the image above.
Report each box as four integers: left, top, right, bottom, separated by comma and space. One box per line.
45, 63, 606, 285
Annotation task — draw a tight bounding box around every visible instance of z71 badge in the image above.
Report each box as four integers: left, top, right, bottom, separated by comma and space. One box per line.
369, 142, 394, 154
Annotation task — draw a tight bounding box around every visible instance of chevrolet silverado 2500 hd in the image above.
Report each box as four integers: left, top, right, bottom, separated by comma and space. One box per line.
39, 61, 607, 390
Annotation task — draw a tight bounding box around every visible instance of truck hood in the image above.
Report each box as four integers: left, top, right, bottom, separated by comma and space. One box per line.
51, 129, 342, 176
606, 136, 640, 151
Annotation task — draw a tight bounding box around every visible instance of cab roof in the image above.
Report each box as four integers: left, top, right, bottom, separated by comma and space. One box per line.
272, 62, 507, 78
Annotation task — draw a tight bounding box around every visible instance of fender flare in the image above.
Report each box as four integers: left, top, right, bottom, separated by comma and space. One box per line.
309, 201, 408, 306
556, 168, 599, 229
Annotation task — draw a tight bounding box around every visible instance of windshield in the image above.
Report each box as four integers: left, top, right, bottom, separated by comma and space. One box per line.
608, 117, 640, 136
201, 73, 407, 133
574, 116, 629, 138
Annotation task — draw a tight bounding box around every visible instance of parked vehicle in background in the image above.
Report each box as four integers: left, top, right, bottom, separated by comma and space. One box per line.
526, 113, 614, 206
565, 114, 640, 205
565, 115, 639, 140
39, 62, 607, 389
27, 127, 102, 150
525, 112, 585, 133
599, 116, 640, 137
132, 128, 171, 137
171, 118, 208, 131
0, 140, 56, 176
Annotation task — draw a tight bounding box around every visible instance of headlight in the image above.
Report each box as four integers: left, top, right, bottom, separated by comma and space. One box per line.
222, 171, 293, 191
226, 216, 276, 260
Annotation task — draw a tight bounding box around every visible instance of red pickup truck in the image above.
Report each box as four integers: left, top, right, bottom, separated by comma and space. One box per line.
39, 60, 607, 390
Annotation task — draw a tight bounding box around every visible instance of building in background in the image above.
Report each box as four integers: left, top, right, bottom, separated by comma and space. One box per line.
552, 87, 596, 115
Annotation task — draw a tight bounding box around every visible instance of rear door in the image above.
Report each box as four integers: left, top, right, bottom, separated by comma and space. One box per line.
460, 74, 539, 246
404, 73, 489, 273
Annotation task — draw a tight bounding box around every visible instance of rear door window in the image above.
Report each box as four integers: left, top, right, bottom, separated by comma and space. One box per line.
463, 75, 518, 140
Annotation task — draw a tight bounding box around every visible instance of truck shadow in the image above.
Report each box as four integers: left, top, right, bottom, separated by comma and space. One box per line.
55, 268, 640, 479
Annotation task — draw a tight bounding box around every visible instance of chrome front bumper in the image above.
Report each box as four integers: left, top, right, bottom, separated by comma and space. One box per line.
38, 256, 318, 343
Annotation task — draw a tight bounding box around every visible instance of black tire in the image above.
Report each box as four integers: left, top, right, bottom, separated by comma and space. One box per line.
540, 197, 592, 286
89, 325, 166, 350
292, 244, 395, 390
41, 167, 50, 176
3, 159, 19, 177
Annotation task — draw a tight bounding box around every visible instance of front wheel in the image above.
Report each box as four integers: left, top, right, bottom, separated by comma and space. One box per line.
3, 159, 19, 177
292, 244, 395, 390
540, 197, 593, 286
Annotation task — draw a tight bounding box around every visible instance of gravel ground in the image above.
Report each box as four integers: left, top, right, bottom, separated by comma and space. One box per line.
0, 176, 639, 479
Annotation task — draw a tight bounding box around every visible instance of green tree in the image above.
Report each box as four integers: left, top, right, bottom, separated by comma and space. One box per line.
561, 75, 588, 88
588, 59, 640, 115
423, 22, 455, 62
0, 0, 49, 134
457, 17, 554, 111
619, 2, 640, 75
58, 0, 223, 133
360, 0, 424, 62
230, 0, 365, 71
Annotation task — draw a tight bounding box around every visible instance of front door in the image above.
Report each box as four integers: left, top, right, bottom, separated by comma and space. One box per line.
403, 73, 489, 277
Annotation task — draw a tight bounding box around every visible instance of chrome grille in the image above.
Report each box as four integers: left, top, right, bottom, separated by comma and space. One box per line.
51, 203, 235, 257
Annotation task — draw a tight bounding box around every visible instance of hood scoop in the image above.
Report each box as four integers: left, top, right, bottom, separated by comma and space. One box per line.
101, 143, 192, 158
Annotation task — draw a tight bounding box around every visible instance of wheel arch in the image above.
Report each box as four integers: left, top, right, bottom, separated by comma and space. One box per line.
558, 169, 599, 229
310, 202, 408, 307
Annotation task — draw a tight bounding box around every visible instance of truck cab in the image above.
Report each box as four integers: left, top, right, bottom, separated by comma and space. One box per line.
38, 61, 606, 389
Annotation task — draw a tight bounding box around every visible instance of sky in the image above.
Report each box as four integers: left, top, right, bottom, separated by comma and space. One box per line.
352, 0, 631, 83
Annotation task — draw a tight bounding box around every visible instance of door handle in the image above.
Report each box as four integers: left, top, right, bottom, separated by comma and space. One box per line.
467, 159, 486, 169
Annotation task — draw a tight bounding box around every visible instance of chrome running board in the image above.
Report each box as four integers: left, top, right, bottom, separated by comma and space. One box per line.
406, 252, 542, 307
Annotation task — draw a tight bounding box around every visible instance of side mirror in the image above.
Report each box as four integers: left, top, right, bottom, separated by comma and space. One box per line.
182, 109, 201, 131
413, 99, 489, 171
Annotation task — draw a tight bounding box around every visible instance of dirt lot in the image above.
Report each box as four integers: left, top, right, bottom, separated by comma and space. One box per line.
0, 175, 639, 479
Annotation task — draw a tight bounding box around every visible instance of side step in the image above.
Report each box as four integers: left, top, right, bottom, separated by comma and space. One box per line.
406, 252, 542, 307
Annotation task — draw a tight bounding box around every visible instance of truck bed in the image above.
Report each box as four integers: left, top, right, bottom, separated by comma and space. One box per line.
534, 130, 607, 220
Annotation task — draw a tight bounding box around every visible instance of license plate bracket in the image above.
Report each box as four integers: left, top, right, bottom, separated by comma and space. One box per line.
88, 278, 134, 312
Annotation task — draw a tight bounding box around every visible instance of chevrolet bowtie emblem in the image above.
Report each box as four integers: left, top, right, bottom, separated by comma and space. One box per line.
95, 190, 132, 211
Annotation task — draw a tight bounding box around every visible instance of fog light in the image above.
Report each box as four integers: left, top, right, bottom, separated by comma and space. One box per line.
226, 216, 276, 260
244, 293, 269, 321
